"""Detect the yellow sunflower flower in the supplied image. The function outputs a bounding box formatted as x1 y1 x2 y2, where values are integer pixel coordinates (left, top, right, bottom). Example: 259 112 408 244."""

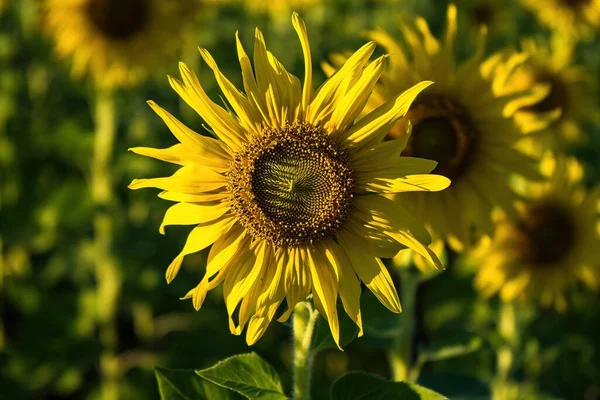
456 0 518 37
474 156 600 311
242 0 319 15
493 36 600 149
365 5 542 253
128 14 449 346
521 0 600 40
43 0 199 88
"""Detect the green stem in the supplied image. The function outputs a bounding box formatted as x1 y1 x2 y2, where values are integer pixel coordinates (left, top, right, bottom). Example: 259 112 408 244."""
389 269 419 382
497 301 518 380
92 89 121 400
293 302 319 400
492 301 520 400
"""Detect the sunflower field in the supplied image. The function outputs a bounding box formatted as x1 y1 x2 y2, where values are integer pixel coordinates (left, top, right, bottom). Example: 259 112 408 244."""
2 0 600 399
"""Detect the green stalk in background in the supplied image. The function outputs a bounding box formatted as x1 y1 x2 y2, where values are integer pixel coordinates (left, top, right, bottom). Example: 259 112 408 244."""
388 267 420 383
292 302 319 400
92 89 122 400
493 301 520 399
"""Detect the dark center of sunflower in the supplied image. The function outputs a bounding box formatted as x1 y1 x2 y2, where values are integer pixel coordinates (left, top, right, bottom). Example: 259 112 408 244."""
228 123 354 246
401 95 476 180
560 0 589 8
522 73 569 116
86 0 150 41
473 3 494 26
518 202 577 265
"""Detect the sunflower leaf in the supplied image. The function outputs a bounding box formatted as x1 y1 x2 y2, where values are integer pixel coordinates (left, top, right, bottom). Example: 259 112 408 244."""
331 372 448 400
195 353 286 400
155 367 238 400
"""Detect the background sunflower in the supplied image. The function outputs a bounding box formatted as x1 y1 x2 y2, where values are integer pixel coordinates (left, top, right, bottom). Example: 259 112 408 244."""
43 0 202 88
496 35 600 149
366 6 544 252
474 156 600 311
521 0 600 40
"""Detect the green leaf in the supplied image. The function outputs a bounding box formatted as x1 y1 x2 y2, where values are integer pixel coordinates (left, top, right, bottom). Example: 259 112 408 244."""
417 328 483 366
195 353 287 400
420 337 483 363
310 301 360 353
155 367 236 400
418 373 490 399
331 372 448 400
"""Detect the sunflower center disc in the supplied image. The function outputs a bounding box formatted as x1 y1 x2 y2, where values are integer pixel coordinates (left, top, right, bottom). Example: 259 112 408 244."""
473 4 494 25
403 95 476 180
229 123 354 246
523 73 569 116
519 202 577 265
561 0 589 7
87 0 150 40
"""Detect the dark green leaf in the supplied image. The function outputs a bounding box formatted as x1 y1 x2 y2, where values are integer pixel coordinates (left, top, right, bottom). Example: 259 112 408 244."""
155 367 236 400
195 353 287 400
418 373 490 399
419 336 483 363
361 290 402 341
331 372 448 400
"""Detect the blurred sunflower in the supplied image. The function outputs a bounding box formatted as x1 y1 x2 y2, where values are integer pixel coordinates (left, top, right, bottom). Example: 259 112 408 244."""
129 14 449 346
474 156 600 311
243 0 319 15
365 5 542 253
493 36 600 149
521 0 600 40
456 0 517 37
43 0 199 88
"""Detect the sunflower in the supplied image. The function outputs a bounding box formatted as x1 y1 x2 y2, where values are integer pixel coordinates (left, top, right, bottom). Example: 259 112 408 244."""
129 14 449 346
43 0 199 88
493 36 600 149
365 5 542 253
242 0 320 16
521 0 600 40
474 156 600 311
455 0 518 37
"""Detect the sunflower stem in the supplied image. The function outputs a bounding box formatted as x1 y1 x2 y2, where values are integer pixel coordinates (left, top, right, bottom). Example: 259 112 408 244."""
389 268 419 383
292 302 319 400
497 301 518 380
92 88 122 400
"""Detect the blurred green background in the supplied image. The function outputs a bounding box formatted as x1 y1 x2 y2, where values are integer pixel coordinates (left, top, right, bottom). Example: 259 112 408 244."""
1 0 600 399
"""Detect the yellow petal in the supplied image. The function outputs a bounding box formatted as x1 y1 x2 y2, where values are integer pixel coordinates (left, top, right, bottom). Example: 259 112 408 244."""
322 242 363 336
278 248 312 322
199 48 262 135
224 241 271 316
206 225 248 279
158 191 228 203
353 195 432 244
357 173 451 194
307 42 377 125
329 56 386 133
339 81 434 148
292 12 312 117
129 145 188 166
128 165 227 193
165 215 236 284
385 229 444 270
169 65 247 150
338 231 401 313
146 100 232 169
306 246 340 348
159 202 229 235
